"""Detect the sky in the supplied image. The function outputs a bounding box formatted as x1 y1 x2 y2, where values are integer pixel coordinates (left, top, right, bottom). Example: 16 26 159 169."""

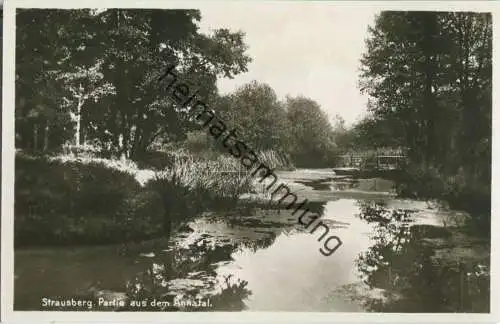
197 2 380 126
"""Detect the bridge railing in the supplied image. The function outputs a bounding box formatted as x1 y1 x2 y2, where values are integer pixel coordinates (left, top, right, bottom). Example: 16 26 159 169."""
339 153 407 169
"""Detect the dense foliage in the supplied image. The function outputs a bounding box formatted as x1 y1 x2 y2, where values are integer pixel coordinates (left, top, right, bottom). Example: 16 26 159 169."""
285 96 339 167
15 9 491 245
360 12 491 170
16 9 251 158
215 82 339 167
352 11 491 229
15 8 344 246
15 152 254 246
15 154 164 245
16 9 339 168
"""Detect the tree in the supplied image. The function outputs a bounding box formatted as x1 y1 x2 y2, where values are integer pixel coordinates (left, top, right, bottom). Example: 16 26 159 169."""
331 114 355 152
16 9 94 152
343 113 405 151
84 9 252 159
285 96 338 167
15 9 252 158
57 61 116 147
359 11 491 181
332 114 346 134
216 81 291 152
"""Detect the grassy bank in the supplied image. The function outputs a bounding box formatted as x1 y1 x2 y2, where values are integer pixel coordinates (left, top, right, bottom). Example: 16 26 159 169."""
15 151 253 247
394 163 491 236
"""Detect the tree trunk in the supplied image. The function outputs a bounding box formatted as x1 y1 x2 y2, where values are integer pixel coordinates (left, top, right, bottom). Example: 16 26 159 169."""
75 99 83 146
33 123 39 152
43 120 50 152
118 133 126 160
422 12 438 165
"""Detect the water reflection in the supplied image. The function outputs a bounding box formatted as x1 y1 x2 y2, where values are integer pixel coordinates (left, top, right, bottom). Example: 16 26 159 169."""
239 233 277 253
353 200 490 313
120 223 303 312
14 172 489 313
330 181 358 191
294 177 394 193
296 178 357 191
53 240 254 312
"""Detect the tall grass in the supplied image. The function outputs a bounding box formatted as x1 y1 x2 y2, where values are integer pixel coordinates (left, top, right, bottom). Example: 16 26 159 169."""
257 150 294 170
145 154 254 223
61 143 102 159
50 154 140 175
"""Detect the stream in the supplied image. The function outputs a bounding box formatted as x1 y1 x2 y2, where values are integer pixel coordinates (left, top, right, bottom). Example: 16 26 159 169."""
14 169 490 312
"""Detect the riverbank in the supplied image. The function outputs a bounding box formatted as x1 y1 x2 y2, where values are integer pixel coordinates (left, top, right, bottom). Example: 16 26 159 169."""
392 163 491 238
14 169 490 312
14 150 265 247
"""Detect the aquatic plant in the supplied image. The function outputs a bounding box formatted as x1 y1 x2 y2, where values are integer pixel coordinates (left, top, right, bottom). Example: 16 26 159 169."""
257 150 294 171
146 154 253 207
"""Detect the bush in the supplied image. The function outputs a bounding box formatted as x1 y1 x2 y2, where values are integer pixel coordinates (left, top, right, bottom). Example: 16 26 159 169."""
135 150 176 170
181 130 217 154
395 163 446 199
14 150 257 246
14 154 165 246
16 154 141 214
394 162 490 235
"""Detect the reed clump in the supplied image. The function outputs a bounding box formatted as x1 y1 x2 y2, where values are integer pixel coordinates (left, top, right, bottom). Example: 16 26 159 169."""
145 154 254 231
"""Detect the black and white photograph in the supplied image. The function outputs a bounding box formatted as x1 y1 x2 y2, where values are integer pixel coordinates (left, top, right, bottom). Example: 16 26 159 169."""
1 0 499 322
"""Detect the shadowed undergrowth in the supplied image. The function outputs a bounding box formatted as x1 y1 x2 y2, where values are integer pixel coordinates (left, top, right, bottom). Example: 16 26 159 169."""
15 152 255 247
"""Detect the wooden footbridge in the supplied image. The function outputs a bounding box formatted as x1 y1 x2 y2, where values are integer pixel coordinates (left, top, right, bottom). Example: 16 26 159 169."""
334 150 407 175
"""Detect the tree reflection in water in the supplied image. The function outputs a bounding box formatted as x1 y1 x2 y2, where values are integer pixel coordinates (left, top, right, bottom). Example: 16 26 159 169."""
239 232 278 253
123 233 276 311
353 200 490 313
121 203 322 312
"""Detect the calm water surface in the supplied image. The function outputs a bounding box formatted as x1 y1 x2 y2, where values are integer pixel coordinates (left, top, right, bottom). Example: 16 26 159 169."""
14 169 490 312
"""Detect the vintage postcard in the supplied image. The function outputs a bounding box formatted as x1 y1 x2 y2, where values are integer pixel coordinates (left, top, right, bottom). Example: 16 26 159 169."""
1 0 499 323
